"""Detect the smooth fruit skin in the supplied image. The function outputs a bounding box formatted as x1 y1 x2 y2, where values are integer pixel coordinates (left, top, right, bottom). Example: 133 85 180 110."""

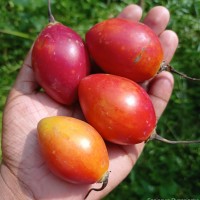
32 22 90 105
86 18 163 83
37 116 109 184
79 74 156 145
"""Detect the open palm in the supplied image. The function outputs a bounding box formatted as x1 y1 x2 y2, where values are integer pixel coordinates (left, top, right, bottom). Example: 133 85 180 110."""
1 5 178 200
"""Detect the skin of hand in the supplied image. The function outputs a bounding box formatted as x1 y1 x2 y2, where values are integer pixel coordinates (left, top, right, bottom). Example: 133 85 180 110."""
0 4 178 200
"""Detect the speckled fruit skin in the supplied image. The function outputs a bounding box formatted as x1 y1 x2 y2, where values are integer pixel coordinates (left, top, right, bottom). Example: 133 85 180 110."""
86 18 163 83
79 74 157 145
32 22 90 105
37 116 109 184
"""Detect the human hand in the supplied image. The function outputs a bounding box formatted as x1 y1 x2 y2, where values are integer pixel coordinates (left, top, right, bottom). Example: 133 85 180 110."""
0 4 178 200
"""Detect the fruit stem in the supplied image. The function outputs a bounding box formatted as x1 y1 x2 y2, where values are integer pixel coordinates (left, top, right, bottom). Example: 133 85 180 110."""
148 131 200 144
84 171 110 199
159 61 200 81
48 0 55 23
137 0 145 9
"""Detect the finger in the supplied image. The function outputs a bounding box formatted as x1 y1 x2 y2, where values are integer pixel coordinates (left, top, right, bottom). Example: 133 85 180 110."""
86 142 144 200
143 6 170 35
159 30 179 63
13 47 39 95
117 4 143 21
148 71 174 120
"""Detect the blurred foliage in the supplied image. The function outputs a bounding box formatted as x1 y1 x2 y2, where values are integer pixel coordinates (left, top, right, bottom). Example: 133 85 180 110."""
1 0 200 199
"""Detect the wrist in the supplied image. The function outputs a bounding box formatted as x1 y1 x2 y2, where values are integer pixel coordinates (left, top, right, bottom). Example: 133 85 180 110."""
0 164 16 199
0 163 32 200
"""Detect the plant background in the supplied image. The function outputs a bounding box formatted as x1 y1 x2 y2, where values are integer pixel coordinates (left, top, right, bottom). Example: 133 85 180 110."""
1 0 200 199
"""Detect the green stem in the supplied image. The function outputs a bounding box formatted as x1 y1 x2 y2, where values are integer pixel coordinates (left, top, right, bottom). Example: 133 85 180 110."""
48 0 55 23
159 61 200 81
84 171 110 199
148 131 200 144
